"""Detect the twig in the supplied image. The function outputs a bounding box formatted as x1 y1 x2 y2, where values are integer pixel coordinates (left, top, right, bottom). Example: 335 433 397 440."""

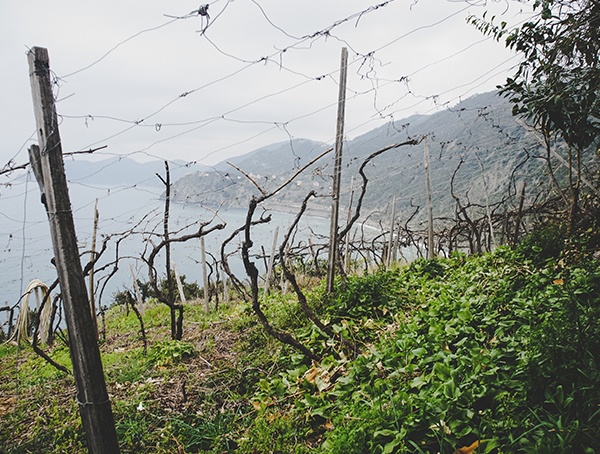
0 146 108 176
227 162 267 196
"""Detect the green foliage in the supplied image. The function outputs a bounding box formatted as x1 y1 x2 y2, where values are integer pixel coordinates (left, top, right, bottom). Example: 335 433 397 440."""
103 348 148 384
114 402 154 451
246 246 600 452
328 270 402 319
237 412 312 454
262 291 310 331
0 342 18 358
170 413 238 452
113 273 202 309
471 0 600 151
2 241 600 452
516 221 566 265
147 340 196 366
105 300 169 332
114 399 238 452
0 385 85 453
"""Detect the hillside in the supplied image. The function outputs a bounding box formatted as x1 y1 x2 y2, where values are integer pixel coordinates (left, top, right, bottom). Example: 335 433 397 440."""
169 138 332 212
169 91 554 226
1 233 599 452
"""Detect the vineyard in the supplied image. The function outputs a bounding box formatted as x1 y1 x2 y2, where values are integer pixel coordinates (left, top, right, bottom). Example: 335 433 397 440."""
1 0 599 452
1 228 599 452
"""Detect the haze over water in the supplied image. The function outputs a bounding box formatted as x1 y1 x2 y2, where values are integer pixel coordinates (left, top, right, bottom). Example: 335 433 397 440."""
0 181 332 330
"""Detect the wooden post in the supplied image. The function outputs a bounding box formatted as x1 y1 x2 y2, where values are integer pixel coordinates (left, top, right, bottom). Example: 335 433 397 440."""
130 264 145 315
264 226 279 295
27 47 119 454
89 199 99 333
280 243 290 294
423 136 435 259
483 179 497 250
222 264 229 304
475 152 497 250
173 261 187 306
200 236 209 312
513 181 527 244
386 196 396 268
308 237 318 274
327 47 348 293
344 176 355 273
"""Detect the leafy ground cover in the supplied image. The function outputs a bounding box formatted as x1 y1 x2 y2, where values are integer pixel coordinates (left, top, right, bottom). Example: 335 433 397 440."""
1 237 599 453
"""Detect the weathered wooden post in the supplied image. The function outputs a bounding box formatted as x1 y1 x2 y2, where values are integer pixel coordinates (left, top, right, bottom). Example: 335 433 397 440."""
344 176 355 273
423 136 435 259
201 236 209 311
264 226 279 295
387 196 396 268
222 264 229 304
130 264 145 315
514 181 526 244
89 199 99 332
27 46 120 453
173 261 187 305
326 47 348 293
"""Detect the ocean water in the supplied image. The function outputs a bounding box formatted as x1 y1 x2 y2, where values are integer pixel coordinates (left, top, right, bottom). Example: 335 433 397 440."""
0 177 334 329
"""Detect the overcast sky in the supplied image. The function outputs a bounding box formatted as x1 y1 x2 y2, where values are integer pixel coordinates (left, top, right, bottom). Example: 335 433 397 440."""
1 0 532 171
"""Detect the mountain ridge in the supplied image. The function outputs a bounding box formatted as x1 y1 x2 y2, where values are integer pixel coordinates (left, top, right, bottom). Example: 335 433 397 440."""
62 90 581 231
169 90 550 227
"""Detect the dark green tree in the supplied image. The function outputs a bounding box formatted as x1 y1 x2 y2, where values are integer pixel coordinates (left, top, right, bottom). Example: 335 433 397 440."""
471 0 600 230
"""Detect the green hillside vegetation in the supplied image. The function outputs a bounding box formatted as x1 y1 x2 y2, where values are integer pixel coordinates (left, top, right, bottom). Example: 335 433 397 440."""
1 226 599 453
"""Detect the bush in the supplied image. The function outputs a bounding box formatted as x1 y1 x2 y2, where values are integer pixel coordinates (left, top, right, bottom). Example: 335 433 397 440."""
249 246 600 452
517 221 566 265
148 340 196 366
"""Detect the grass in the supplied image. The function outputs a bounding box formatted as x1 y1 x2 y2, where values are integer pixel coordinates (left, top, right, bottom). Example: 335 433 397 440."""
1 238 599 452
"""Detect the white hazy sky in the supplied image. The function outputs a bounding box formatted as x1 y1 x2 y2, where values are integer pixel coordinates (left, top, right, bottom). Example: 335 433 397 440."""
0 0 532 170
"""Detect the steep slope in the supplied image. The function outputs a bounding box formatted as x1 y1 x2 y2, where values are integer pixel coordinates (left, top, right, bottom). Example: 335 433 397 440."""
213 139 330 175
340 90 545 225
169 90 577 227
170 139 331 210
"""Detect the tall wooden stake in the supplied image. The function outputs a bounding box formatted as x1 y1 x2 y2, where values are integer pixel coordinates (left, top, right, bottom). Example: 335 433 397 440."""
424 136 435 259
327 47 348 293
386 196 396 268
89 199 99 333
264 226 279 295
513 181 527 244
130 264 145 315
222 264 229 304
200 236 209 312
28 47 119 453
344 176 355 273
475 151 497 250
482 176 497 250
173 261 187 306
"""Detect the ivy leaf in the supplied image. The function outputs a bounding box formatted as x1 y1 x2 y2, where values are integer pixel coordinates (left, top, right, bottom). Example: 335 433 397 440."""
410 375 428 389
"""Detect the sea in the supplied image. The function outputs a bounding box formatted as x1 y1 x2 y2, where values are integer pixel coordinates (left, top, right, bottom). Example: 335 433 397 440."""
0 177 336 331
